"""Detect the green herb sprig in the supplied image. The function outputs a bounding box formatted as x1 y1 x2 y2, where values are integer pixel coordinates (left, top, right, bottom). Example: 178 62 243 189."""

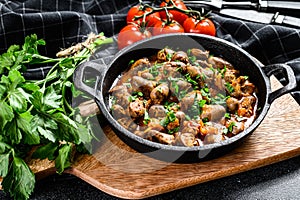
0 33 113 200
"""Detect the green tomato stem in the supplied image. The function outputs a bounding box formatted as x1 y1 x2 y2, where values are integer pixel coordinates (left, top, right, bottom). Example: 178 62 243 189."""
135 0 204 21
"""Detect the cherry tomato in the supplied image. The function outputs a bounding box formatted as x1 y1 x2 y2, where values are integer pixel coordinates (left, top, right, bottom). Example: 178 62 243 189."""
183 17 216 36
152 20 184 36
118 24 152 49
159 0 188 25
126 5 160 27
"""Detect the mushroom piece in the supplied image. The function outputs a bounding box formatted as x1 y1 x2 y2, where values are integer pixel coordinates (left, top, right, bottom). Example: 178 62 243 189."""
181 120 200 136
241 81 256 95
149 130 175 145
117 117 138 132
241 96 256 109
169 78 192 98
177 79 192 91
224 68 239 83
186 64 202 78
201 104 226 122
238 96 256 117
148 105 167 118
196 60 212 68
166 117 180 132
175 111 186 123
147 118 166 132
111 104 129 119
180 91 202 112
231 121 245 135
179 132 196 147
129 98 145 118
168 61 188 72
213 73 226 92
230 81 243 98
199 122 224 136
139 71 154 80
157 48 175 62
226 97 239 113
208 56 233 69
203 133 224 144
189 48 209 60
201 67 215 80
161 63 182 78
131 76 157 98
225 120 245 135
171 51 189 63
150 83 169 105
130 58 150 70
109 85 131 107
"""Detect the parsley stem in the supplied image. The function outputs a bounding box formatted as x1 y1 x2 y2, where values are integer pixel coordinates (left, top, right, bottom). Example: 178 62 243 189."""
62 83 75 116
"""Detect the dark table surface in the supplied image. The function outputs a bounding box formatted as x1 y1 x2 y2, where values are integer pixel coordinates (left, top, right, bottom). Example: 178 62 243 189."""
0 155 300 199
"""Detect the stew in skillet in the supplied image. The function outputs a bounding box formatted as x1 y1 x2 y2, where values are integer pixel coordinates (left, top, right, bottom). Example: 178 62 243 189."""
109 47 258 147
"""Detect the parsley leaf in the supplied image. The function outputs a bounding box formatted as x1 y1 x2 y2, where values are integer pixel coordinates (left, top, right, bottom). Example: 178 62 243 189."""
2 156 35 200
55 143 72 174
0 152 10 177
32 142 59 160
3 118 23 145
0 101 14 130
17 112 40 145
225 82 235 93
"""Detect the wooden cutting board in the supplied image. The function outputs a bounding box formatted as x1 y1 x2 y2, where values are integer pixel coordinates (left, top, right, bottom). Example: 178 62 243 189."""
2 77 300 199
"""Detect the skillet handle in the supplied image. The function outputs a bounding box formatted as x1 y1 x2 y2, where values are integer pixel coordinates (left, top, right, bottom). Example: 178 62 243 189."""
73 60 107 99
262 63 297 104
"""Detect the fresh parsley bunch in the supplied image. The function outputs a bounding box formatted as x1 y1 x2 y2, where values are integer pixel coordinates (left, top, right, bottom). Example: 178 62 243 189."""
0 33 112 200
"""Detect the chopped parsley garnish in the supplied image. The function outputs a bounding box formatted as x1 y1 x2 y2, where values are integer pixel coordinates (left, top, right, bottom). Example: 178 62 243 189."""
167 110 177 122
168 126 180 134
202 117 209 123
224 113 231 119
187 93 203 119
110 96 117 106
211 93 229 105
123 82 132 88
223 121 237 135
225 82 235 93
128 59 135 66
189 55 197 64
209 66 216 73
228 122 237 132
198 99 207 108
166 52 173 60
128 91 143 102
185 115 191 121
143 110 151 125
218 66 227 78
136 91 143 97
200 86 211 100
128 95 136 102
185 73 198 87
160 110 176 127
149 63 162 76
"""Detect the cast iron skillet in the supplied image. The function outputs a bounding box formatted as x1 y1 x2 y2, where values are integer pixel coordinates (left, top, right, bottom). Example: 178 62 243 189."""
74 33 297 163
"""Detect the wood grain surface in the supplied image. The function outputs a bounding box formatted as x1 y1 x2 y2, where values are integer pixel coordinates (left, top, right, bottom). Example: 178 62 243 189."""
1 77 300 199
62 77 300 199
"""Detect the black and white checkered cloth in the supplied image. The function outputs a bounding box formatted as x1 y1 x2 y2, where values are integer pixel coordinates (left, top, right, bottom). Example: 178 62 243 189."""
0 0 299 102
